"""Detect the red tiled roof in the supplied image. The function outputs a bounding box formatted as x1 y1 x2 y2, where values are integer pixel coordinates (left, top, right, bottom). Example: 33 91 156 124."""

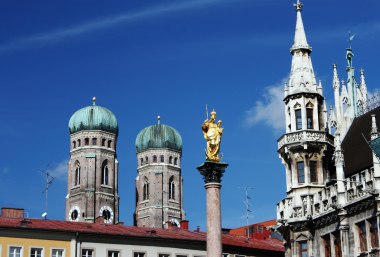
0 217 284 252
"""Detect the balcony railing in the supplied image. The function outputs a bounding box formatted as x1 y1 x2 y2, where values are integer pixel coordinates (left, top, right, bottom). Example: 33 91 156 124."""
278 130 334 150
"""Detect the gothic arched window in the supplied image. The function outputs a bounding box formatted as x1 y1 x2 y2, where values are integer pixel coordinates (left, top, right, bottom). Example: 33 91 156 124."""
169 176 175 200
74 162 80 186
102 161 109 185
143 177 149 200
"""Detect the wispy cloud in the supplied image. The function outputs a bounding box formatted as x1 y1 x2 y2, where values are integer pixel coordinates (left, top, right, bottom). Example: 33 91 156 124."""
0 0 241 53
44 160 68 180
1 167 10 174
244 78 286 133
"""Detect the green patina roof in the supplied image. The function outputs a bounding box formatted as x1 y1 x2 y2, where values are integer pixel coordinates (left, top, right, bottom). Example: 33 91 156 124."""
68 104 118 135
135 123 182 153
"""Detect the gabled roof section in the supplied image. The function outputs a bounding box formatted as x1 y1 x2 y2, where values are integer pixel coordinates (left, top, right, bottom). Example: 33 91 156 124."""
341 106 380 176
0 217 284 253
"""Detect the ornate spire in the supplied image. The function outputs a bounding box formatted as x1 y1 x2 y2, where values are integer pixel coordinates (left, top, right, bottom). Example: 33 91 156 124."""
360 68 368 104
333 64 340 91
291 0 311 52
371 114 379 140
287 0 318 95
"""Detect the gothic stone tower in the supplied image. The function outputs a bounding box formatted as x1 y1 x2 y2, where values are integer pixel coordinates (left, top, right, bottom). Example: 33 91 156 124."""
277 1 334 255
134 117 185 228
66 97 119 224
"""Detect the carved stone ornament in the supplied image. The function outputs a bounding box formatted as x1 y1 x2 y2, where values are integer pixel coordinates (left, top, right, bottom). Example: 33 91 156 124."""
197 161 228 184
346 198 375 216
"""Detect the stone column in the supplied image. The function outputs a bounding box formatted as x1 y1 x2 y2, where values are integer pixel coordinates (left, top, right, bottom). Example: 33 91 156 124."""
197 161 228 257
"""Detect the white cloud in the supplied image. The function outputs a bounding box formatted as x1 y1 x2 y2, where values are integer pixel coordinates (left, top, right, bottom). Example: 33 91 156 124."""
45 160 68 180
0 0 241 53
1 167 10 174
244 79 286 133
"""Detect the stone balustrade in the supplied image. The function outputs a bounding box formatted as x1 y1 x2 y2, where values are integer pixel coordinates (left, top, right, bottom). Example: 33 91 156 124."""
278 130 334 150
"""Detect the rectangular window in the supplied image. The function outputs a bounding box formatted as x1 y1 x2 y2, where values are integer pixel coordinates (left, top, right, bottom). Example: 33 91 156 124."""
108 251 120 257
257 225 263 233
358 222 368 252
307 109 313 129
92 138 97 145
9 247 22 257
295 109 302 130
333 232 342 257
158 254 170 257
371 219 379 248
52 249 64 257
246 225 254 236
30 248 43 257
176 255 188 257
322 235 331 257
297 162 305 184
134 253 145 257
310 161 317 183
82 249 93 257
299 241 308 257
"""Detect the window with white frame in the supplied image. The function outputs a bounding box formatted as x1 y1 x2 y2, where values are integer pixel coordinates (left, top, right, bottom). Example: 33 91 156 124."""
158 254 170 257
82 249 94 257
108 250 120 257
9 246 22 257
133 252 145 257
30 247 43 257
51 249 64 257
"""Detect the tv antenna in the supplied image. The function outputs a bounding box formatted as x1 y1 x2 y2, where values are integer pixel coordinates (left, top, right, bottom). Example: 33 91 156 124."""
239 186 253 235
41 167 55 219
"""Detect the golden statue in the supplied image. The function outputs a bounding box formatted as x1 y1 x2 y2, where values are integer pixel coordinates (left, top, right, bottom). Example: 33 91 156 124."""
202 110 223 162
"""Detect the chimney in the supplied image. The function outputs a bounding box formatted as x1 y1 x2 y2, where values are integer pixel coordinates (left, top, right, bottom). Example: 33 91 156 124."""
180 220 189 230
1 208 25 219
195 226 200 232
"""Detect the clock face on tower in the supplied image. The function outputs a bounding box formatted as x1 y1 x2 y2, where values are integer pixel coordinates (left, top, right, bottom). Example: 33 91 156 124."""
100 206 114 224
69 206 80 222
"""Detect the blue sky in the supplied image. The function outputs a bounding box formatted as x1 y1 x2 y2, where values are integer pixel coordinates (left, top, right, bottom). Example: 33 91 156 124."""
1 0 380 230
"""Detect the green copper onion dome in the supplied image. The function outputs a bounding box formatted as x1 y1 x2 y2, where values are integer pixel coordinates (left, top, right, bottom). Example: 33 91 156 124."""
68 97 118 135
136 117 182 153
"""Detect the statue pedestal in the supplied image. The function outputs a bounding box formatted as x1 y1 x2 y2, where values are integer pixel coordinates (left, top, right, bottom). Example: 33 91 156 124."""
197 161 228 257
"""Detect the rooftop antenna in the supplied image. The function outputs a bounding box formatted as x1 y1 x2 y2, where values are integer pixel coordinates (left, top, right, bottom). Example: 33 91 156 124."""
239 186 253 238
40 167 55 219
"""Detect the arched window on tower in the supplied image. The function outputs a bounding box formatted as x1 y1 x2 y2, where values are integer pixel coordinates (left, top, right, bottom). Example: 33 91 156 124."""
145 156 149 164
143 177 149 201
169 176 175 200
92 137 97 145
108 140 112 148
160 155 164 163
140 158 144 166
77 139 81 147
174 157 178 166
102 138 106 146
295 109 302 130
102 161 109 185
169 156 173 164
153 155 157 163
74 162 80 186
72 141 76 149
85 138 89 145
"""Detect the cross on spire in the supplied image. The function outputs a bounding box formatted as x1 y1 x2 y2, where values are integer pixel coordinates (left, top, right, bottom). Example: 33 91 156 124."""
294 0 303 11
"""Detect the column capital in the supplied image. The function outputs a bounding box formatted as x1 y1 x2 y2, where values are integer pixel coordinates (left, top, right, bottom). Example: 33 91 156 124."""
197 161 228 184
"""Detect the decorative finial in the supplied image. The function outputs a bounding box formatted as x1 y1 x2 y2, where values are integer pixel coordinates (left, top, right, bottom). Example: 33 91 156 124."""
157 116 161 124
92 96 96 106
294 0 303 11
